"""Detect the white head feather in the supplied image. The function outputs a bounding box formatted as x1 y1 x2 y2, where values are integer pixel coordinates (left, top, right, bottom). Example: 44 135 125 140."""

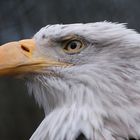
27 22 140 140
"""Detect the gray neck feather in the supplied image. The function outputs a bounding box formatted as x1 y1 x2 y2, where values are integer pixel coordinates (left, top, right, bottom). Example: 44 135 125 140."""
28 62 140 139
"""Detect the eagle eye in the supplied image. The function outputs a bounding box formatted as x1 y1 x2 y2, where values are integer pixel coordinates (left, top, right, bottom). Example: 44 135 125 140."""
63 40 84 54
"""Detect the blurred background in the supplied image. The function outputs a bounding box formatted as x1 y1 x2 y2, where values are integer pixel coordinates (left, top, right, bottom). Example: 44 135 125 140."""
0 0 140 139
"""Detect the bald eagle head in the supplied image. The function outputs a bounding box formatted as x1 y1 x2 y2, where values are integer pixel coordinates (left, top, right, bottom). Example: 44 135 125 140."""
1 22 140 140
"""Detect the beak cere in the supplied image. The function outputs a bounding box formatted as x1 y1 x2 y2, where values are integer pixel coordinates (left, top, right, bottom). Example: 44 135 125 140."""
0 39 68 76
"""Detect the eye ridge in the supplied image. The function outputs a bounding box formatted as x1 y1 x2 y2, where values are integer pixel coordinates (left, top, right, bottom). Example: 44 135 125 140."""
63 40 84 54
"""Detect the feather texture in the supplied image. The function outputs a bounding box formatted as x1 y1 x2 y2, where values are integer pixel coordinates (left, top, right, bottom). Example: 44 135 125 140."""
27 22 140 140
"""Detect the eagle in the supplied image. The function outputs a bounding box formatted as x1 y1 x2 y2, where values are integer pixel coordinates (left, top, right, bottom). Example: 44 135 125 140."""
0 22 140 140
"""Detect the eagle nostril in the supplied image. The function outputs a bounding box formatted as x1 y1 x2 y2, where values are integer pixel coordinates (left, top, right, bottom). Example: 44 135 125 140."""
21 45 30 53
76 133 88 140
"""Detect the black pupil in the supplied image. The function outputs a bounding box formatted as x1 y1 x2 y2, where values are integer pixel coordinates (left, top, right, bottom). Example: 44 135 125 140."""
70 42 77 49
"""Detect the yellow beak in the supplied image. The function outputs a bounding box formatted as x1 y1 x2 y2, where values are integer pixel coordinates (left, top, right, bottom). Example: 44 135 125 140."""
0 39 67 76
